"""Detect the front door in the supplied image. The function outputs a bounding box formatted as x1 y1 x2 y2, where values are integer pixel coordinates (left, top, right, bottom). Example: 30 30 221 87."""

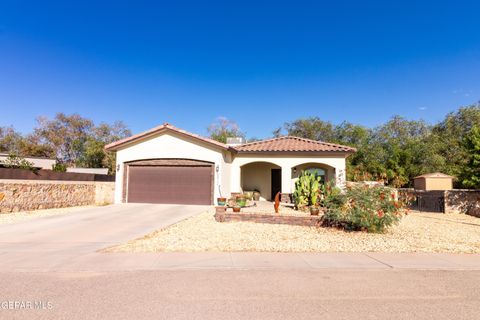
271 169 282 200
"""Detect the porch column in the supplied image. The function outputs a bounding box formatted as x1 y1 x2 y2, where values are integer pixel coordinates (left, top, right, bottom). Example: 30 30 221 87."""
335 165 347 188
230 164 242 194
281 166 292 194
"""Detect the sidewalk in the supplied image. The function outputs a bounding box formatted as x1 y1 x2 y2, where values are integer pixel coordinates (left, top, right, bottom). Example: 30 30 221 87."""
1 252 480 272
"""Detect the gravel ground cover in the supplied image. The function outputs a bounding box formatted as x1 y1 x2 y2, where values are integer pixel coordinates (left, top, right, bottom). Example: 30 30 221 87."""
0 206 95 225
107 210 480 253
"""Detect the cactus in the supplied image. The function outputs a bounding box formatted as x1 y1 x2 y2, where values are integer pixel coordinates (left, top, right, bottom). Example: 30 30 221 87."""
294 170 322 209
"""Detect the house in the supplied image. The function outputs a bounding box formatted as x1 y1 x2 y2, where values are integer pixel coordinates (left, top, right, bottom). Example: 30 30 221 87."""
105 123 356 205
0 153 56 170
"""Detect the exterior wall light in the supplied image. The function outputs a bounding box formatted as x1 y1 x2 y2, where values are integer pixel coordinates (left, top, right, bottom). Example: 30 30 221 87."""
116 164 120 172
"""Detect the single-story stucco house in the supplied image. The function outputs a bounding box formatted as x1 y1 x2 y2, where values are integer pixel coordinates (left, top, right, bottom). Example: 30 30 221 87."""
105 123 356 205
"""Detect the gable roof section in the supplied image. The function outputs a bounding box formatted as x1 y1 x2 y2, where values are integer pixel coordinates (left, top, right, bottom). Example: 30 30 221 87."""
104 123 230 151
235 136 356 153
414 172 454 179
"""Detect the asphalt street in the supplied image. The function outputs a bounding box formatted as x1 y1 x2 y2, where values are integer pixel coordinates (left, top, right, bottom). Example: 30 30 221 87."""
1 269 479 320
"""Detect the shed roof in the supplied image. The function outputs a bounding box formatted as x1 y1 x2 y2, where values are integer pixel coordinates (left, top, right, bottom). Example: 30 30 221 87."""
414 172 454 179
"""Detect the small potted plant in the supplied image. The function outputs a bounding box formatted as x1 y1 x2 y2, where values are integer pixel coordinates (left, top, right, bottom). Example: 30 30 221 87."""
236 195 247 207
232 204 241 213
253 189 261 201
217 197 227 206
243 191 253 201
309 189 320 216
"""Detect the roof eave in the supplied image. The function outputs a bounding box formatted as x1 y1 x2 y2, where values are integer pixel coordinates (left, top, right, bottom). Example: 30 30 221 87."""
235 149 356 154
105 126 229 152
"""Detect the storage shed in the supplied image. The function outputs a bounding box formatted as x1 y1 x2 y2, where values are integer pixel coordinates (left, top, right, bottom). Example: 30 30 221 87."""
413 172 454 191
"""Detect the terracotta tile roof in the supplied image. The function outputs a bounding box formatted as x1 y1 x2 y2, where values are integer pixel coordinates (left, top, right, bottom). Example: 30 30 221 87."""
105 123 230 151
414 172 454 179
234 136 356 153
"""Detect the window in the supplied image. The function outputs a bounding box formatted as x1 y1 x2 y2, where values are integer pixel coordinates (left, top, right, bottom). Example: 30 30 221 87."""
305 167 326 182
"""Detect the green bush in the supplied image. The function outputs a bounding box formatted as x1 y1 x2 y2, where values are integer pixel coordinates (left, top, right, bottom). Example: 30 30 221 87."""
3 153 37 172
323 185 405 233
52 163 67 172
319 180 342 208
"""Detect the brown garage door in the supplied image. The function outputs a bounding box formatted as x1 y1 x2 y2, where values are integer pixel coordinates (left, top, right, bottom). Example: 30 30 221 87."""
127 165 213 205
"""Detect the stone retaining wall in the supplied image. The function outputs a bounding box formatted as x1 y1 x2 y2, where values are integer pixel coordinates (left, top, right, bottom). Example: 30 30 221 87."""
214 207 323 227
445 190 480 217
0 180 115 213
398 188 480 217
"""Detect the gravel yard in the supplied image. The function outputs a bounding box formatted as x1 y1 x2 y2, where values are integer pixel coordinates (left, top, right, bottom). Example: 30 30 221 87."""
106 209 480 253
0 206 96 225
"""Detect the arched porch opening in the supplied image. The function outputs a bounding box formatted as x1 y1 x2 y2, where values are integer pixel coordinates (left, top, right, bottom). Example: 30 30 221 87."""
241 161 281 201
291 162 336 190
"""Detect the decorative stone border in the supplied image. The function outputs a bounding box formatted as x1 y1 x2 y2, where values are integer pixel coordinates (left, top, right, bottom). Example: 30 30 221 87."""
214 207 323 227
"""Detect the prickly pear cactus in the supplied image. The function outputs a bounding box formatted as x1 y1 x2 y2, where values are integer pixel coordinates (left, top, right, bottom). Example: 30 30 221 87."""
293 170 322 209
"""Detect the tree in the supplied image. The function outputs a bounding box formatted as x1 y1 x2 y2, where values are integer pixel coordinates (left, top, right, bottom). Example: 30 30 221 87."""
207 117 244 143
282 117 336 141
0 126 24 154
431 104 480 181
370 116 435 187
277 115 444 187
77 121 131 173
33 113 94 165
461 126 480 188
0 126 53 157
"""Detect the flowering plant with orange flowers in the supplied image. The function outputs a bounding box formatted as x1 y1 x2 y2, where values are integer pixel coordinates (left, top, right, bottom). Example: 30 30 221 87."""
323 185 407 233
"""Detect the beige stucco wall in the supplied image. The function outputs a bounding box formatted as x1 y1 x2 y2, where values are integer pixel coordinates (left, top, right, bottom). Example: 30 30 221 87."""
425 178 453 190
114 132 231 203
414 177 453 190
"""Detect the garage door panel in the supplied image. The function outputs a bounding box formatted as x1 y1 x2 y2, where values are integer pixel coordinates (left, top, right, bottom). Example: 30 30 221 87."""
127 165 212 205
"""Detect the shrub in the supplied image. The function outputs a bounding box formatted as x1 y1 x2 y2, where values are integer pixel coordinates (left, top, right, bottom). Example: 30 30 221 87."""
319 180 342 208
52 163 67 172
2 153 37 171
323 185 405 233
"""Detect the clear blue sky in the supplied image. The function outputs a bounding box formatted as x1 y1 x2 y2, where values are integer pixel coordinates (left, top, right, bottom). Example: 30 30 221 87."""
1 1 479 138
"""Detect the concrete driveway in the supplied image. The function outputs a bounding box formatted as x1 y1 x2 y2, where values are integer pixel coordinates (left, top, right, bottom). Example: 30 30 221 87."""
0 204 207 270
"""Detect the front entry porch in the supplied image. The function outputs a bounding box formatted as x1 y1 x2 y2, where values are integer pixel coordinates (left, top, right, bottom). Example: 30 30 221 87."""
238 160 341 202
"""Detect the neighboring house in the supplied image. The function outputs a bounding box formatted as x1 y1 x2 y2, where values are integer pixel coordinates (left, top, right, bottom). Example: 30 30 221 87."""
0 153 56 170
105 123 356 205
67 168 109 175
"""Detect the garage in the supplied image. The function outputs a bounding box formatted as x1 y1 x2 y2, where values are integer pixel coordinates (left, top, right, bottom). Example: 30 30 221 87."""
126 159 214 205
